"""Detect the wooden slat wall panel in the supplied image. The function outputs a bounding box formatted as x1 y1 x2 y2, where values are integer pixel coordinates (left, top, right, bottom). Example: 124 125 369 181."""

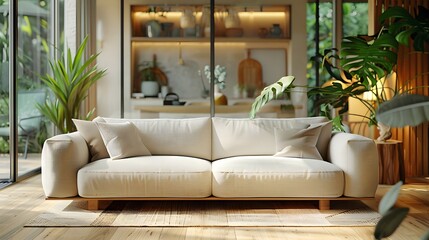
373 0 429 177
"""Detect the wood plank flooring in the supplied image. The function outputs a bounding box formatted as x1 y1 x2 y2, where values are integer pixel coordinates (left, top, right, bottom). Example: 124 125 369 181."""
0 175 428 240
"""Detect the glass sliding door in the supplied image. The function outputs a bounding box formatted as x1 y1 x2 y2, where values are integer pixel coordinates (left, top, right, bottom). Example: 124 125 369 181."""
0 0 10 183
16 0 56 178
213 5 291 118
126 2 211 119
0 0 63 185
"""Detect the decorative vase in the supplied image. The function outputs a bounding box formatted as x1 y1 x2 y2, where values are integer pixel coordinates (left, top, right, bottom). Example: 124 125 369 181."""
214 85 228 105
224 9 240 29
141 81 159 97
270 24 283 38
200 7 210 37
180 9 196 29
258 28 269 38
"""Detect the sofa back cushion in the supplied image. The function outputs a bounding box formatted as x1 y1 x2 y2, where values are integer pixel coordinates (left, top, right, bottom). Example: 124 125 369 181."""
103 117 211 160
211 117 332 160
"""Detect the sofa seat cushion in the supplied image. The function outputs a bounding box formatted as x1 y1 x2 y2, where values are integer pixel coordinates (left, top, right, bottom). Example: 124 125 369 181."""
77 156 212 198
212 156 344 198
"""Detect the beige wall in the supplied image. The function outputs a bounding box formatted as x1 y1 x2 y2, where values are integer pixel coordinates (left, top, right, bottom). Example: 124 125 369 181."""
96 0 122 117
96 0 307 118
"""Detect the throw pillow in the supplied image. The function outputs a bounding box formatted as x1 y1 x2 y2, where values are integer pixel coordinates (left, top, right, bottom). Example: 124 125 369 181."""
73 117 109 162
273 124 323 160
96 121 151 160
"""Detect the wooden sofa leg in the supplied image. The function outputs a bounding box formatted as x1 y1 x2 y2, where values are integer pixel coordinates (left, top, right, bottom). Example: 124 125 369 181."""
319 200 330 210
87 200 112 210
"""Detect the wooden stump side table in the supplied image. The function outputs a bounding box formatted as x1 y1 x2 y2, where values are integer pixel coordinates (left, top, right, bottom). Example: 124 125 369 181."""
375 140 405 185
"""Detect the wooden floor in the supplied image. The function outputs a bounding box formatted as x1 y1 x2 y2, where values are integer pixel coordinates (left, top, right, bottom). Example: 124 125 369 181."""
0 175 428 240
0 153 41 179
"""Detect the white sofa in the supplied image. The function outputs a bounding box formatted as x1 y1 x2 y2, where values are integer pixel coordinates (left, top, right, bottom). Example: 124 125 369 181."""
41 117 379 210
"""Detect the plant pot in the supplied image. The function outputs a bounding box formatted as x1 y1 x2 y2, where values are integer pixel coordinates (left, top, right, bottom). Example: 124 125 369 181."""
214 85 228 105
141 81 159 97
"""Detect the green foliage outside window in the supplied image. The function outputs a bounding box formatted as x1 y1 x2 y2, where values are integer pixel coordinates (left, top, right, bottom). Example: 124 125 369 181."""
306 2 369 116
0 1 53 154
343 3 369 37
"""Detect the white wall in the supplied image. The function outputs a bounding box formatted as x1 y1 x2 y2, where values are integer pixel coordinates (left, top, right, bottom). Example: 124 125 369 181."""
96 0 307 118
96 0 122 117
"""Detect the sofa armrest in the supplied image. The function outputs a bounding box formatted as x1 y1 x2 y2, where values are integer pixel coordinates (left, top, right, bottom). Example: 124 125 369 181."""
41 132 89 198
328 132 379 197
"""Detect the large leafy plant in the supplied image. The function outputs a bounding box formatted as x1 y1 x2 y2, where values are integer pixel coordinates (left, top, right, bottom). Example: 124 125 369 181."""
315 31 398 127
375 6 429 128
250 29 398 130
37 37 106 133
380 6 429 52
251 5 429 131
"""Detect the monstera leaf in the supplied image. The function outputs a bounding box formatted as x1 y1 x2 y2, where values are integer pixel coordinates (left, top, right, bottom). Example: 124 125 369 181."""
249 76 295 119
340 34 398 87
376 94 429 127
380 6 429 52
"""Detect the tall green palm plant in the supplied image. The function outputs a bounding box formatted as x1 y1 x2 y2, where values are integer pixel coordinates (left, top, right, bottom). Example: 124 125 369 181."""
37 37 106 133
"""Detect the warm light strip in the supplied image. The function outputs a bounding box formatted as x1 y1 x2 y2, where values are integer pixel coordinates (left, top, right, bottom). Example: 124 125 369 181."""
238 12 285 18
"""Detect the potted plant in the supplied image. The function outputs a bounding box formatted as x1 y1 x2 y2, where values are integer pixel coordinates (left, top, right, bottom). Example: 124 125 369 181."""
139 61 159 97
251 5 429 141
37 36 106 133
139 54 167 97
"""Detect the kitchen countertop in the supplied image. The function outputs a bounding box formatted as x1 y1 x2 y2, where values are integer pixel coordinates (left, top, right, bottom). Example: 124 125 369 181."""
132 98 299 119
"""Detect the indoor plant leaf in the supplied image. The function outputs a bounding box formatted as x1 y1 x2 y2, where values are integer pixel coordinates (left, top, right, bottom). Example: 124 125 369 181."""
378 181 403 216
421 230 429 240
374 207 409 240
380 6 429 52
249 76 295 119
340 34 398 87
376 94 429 127
39 36 106 133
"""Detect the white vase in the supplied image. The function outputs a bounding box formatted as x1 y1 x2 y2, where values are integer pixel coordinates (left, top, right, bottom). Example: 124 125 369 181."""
141 81 159 97
180 9 196 29
161 85 169 98
224 9 240 29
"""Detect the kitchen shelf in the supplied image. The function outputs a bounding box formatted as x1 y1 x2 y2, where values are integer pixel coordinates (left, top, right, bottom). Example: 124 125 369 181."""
130 4 291 96
131 37 290 43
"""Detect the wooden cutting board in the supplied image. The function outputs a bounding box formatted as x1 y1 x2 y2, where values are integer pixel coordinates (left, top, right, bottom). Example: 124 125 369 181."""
238 50 263 91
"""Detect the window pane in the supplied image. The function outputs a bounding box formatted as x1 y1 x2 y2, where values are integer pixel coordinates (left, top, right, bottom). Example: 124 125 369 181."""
306 2 333 116
16 0 53 175
343 3 368 37
0 0 10 181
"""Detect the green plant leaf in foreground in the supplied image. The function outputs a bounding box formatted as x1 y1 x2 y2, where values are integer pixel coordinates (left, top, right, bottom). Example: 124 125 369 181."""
249 76 295 119
421 230 429 240
380 6 429 52
376 94 429 128
379 181 403 216
340 34 398 87
374 207 409 240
